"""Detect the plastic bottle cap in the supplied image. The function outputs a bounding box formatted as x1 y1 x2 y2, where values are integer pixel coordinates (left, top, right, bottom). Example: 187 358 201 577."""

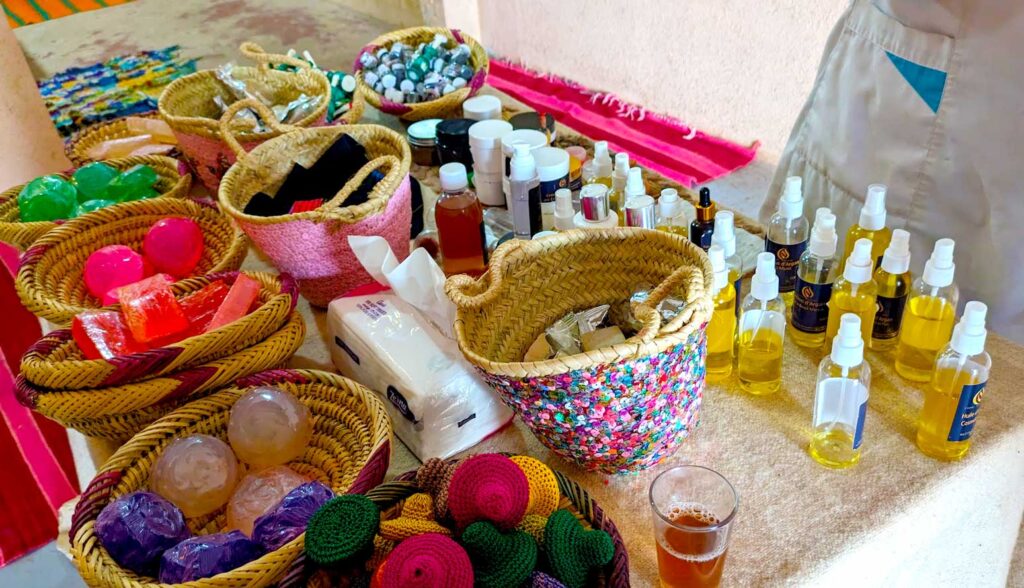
467 119 514 148
843 238 874 283
830 313 864 368
778 176 804 220
922 238 956 287
880 228 911 274
439 162 468 192
951 300 988 356
625 167 645 199
711 210 736 257
566 146 588 164
462 95 502 121
594 141 611 165
614 152 630 173
580 184 610 222
510 143 537 181
660 188 681 218
859 184 887 230
709 244 728 292
808 208 837 258
555 188 573 214
624 195 656 228
751 251 779 301
534 147 570 181
501 129 548 157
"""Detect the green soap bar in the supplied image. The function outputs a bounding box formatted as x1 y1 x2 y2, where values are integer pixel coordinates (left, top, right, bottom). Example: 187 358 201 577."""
107 164 158 202
72 162 118 202
74 199 116 217
18 175 77 222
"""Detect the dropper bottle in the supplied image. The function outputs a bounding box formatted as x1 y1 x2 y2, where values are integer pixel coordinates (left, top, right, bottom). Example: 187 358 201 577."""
689 187 716 251
585 141 613 189
607 152 630 223
825 238 877 348
790 208 838 348
895 238 959 381
706 244 737 382
710 210 742 317
766 176 809 306
509 143 542 240
737 252 787 395
841 184 892 272
916 301 991 461
809 313 871 469
870 229 912 350
656 188 687 236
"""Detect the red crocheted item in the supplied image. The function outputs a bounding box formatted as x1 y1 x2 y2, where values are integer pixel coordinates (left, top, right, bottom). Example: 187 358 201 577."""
379 533 473 588
447 454 529 531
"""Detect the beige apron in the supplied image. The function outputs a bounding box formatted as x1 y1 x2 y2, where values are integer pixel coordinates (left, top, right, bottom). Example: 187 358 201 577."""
763 0 1024 342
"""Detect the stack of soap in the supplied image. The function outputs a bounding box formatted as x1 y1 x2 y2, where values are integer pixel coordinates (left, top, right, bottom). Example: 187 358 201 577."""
17 163 160 223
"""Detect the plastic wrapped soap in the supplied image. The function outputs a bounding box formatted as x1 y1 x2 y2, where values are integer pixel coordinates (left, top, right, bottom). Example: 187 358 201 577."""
95 491 191 576
251 481 334 551
158 531 264 583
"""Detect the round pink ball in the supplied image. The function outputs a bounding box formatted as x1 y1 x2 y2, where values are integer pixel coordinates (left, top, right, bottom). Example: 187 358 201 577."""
143 217 204 278
84 245 146 300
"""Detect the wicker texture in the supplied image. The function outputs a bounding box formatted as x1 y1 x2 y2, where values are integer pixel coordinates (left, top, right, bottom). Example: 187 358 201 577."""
0 155 192 250
16 198 248 326
218 100 412 307
65 114 180 167
20 271 298 390
353 27 488 121
158 43 337 192
70 369 392 588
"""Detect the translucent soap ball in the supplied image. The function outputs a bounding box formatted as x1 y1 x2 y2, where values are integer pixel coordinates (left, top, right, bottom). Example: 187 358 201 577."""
150 434 240 518
226 465 308 536
227 387 312 469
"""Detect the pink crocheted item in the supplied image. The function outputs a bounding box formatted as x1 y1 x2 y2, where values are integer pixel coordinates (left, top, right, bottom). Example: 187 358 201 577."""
447 454 529 532
380 533 473 588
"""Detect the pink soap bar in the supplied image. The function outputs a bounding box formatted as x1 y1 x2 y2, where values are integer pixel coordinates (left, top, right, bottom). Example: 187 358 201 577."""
143 217 204 278
205 275 260 332
117 274 189 343
84 245 146 300
72 310 148 359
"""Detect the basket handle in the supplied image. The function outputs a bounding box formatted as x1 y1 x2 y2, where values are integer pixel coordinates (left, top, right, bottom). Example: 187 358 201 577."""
239 41 313 72
633 264 710 342
217 97 296 159
445 237 530 309
319 154 402 217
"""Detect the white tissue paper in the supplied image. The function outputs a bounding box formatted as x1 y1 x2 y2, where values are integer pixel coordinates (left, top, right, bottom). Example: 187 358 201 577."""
327 236 513 460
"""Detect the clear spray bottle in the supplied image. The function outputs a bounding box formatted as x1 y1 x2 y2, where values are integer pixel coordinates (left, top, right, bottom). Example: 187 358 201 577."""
607 151 630 222
870 229 912 350
737 252 787 395
766 176 809 306
711 210 742 318
825 238 877 349
895 238 959 381
790 208 838 348
509 143 542 240
706 244 737 381
841 183 892 272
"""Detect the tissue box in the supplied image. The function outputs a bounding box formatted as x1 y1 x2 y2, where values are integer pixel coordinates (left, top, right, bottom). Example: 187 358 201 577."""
327 292 513 460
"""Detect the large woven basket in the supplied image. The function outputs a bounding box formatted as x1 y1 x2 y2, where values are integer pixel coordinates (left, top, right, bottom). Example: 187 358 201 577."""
70 369 393 588
65 114 180 167
0 155 191 250
16 197 248 326
446 229 713 474
158 42 335 192
353 27 488 121
20 271 298 390
17 311 306 440
218 99 412 307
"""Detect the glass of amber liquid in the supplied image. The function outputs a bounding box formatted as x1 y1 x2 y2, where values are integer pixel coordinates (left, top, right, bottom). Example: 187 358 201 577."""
649 465 739 588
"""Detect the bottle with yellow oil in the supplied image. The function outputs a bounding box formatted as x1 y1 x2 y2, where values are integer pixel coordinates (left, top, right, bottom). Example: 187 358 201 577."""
840 183 892 272
825 238 877 349
656 188 688 236
917 301 990 461
765 176 809 307
870 229 912 350
809 313 871 469
711 210 743 318
607 152 630 222
791 208 838 348
706 245 737 382
584 140 613 188
737 252 787 394
895 238 959 381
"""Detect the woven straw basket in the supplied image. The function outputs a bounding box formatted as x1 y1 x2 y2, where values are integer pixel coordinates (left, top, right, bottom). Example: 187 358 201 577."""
64 114 178 167
16 197 248 326
446 229 713 474
0 155 191 250
70 369 393 588
159 42 335 192
218 99 412 307
18 311 306 440
353 27 488 121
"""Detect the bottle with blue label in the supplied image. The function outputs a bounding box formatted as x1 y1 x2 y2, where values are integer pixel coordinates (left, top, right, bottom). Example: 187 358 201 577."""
766 176 809 306
809 313 871 469
916 301 991 461
791 208 838 348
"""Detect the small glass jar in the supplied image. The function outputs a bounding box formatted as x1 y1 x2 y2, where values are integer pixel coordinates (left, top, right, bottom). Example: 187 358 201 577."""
407 118 442 166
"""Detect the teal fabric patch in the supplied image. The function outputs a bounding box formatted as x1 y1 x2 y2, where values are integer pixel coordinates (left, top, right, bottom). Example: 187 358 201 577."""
886 52 947 113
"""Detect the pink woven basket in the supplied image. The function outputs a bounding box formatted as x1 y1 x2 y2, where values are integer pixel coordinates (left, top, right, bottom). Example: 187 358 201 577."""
218 99 412 306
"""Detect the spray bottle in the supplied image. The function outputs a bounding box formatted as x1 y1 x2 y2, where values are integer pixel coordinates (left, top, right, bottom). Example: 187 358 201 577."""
871 229 912 350
791 208 838 348
656 188 687 236
737 252 787 395
509 143 542 240
766 176 809 306
586 141 613 188
917 301 991 461
710 210 742 317
809 313 871 469
707 245 737 381
607 151 630 223
895 238 959 381
825 238 877 349
841 184 892 272
553 188 576 231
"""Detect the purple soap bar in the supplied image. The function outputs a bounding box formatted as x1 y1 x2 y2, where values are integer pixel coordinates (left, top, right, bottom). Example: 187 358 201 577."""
159 530 264 583
94 491 190 576
251 481 334 551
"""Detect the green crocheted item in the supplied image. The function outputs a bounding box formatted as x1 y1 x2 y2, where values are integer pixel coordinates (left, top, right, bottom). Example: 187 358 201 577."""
543 509 614 588
305 495 380 568
461 520 538 588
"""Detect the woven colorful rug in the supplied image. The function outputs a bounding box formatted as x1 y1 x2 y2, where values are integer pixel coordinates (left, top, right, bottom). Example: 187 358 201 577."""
3 0 132 28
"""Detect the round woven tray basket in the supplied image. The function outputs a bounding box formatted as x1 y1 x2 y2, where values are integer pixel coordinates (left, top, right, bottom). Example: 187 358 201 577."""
17 311 306 440
353 27 488 121
70 369 393 588
16 197 248 326
0 155 191 250
64 114 180 167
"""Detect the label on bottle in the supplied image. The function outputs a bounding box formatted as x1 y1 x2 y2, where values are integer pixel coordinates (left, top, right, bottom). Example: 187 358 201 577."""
792 277 832 334
539 174 569 205
765 239 808 293
872 293 908 340
948 381 985 442
854 399 867 449
569 172 583 195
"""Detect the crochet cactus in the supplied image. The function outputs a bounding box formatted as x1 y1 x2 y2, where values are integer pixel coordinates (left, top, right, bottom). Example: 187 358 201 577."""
305 495 379 568
379 533 473 588
447 454 529 531
461 521 538 588
510 455 560 517
379 493 451 540
543 509 614 588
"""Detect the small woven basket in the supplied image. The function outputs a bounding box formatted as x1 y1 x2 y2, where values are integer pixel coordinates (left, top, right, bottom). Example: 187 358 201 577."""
158 42 335 192
18 311 306 440
70 369 392 588
16 197 248 326
0 155 191 250
446 229 713 474
353 27 488 121
218 99 412 307
64 114 180 167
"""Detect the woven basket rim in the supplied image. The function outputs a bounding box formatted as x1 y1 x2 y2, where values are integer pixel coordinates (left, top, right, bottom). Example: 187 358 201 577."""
64 113 173 167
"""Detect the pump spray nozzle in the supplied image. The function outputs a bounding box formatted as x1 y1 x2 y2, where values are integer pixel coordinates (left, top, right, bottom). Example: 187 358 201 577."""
779 176 804 220
843 238 874 284
880 229 911 275
709 244 728 294
831 314 864 368
951 301 988 357
711 210 736 257
625 168 644 200
614 152 629 175
923 238 956 288
860 184 888 231
749 252 779 341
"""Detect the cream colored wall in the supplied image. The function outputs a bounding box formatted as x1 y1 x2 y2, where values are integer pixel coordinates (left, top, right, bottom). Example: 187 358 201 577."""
427 0 849 159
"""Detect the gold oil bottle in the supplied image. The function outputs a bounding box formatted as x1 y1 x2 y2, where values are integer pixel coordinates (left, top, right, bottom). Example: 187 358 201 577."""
706 245 737 381
895 239 959 381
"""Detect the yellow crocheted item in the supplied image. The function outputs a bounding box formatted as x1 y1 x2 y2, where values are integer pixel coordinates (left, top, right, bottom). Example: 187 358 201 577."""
517 513 548 544
510 455 560 517
379 493 452 541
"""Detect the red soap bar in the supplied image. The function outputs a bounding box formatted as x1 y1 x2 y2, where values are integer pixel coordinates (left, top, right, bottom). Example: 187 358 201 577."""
180 281 230 333
72 310 149 359
205 274 260 332
116 274 189 343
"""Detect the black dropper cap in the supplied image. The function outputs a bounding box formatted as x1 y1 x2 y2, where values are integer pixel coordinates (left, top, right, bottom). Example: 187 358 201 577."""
699 187 712 207
695 187 716 222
